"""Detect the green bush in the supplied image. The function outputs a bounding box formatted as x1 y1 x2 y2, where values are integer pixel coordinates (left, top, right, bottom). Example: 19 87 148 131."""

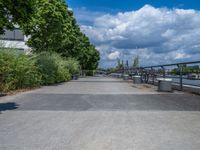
0 48 80 93
35 52 71 85
65 58 80 75
0 49 41 92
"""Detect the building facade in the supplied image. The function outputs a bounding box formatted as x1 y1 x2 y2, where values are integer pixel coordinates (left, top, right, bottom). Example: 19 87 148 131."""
0 27 30 53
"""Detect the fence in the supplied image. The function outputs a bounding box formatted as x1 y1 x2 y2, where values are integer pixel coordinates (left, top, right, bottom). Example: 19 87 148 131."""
115 61 200 90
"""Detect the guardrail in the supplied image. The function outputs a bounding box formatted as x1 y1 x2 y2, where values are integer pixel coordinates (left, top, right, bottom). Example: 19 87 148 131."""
114 61 200 91
141 61 200 90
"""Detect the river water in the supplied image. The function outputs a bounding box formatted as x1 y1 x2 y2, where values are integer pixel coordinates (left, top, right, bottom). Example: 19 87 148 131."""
171 78 200 87
159 75 200 87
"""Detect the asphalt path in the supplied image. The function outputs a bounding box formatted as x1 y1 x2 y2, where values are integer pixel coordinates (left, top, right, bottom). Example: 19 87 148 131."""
0 77 200 150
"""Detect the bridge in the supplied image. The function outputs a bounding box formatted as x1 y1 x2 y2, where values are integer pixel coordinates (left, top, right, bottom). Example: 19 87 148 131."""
0 76 200 150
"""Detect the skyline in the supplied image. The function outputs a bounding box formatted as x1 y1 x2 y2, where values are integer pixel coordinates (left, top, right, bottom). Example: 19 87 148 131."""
67 0 200 68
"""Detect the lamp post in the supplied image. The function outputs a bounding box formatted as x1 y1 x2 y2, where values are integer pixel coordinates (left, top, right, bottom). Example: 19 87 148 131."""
121 51 130 74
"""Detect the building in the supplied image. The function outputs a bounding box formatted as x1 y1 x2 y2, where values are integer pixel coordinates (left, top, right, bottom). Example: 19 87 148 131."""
187 73 200 80
0 26 30 53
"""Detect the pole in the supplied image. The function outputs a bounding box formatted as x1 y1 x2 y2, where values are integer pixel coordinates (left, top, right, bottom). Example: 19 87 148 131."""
178 65 183 90
161 66 165 78
151 67 155 85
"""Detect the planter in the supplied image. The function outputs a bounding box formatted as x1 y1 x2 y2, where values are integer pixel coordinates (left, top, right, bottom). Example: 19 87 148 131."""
157 78 172 92
133 76 142 84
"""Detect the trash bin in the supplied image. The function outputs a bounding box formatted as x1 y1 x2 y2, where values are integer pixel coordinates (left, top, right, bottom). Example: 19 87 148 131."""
123 74 129 80
157 78 172 92
72 74 79 80
133 76 142 84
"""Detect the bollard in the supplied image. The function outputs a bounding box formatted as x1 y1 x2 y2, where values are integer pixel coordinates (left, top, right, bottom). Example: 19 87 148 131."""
157 78 172 92
133 76 142 84
123 74 129 80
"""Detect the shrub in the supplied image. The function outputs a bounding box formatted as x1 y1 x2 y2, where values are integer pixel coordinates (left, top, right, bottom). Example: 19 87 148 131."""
35 52 70 85
0 49 41 92
0 48 80 93
65 58 80 75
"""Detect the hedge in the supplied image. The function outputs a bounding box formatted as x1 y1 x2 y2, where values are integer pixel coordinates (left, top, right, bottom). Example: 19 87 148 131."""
35 52 71 85
0 50 79 93
0 49 41 92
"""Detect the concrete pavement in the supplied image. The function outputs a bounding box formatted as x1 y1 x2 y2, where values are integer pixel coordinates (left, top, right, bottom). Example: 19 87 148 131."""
0 77 200 150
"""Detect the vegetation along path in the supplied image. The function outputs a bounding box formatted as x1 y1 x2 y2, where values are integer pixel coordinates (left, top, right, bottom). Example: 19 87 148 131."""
0 77 200 150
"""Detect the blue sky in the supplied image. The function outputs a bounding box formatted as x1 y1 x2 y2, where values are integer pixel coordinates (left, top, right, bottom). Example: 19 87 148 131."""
67 0 200 12
67 0 200 68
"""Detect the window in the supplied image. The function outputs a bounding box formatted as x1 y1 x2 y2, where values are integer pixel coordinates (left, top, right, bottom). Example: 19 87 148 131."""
0 28 24 41
15 29 24 40
4 30 13 39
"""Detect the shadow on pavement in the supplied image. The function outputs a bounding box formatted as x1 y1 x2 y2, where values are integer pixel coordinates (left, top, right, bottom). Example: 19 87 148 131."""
0 94 7 97
0 102 19 112
12 93 200 111
71 81 124 83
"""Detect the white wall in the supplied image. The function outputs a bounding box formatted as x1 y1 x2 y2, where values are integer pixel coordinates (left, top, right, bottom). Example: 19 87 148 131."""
1 28 31 53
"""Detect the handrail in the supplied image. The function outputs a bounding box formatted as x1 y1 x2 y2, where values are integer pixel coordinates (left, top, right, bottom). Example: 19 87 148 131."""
142 60 200 69
111 60 200 90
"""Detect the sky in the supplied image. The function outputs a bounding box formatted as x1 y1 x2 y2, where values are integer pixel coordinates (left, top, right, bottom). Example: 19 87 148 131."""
67 0 200 68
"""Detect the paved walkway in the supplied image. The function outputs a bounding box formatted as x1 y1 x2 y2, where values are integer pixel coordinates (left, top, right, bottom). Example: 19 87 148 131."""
0 77 200 150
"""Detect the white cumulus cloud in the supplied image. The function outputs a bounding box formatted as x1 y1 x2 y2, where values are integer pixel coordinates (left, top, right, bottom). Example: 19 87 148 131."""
175 53 190 59
108 51 120 60
78 5 200 67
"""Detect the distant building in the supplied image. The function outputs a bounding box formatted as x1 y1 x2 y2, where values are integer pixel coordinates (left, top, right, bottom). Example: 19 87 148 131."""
0 26 30 53
187 73 200 80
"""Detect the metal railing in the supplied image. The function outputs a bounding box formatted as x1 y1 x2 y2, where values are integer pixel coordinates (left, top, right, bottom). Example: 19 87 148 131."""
114 61 200 90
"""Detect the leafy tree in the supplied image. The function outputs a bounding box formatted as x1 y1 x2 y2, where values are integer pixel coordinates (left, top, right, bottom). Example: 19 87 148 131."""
1 0 100 71
116 58 123 69
133 55 139 68
0 0 35 34
62 23 100 70
171 64 200 75
83 45 100 70
24 0 100 70
24 0 72 52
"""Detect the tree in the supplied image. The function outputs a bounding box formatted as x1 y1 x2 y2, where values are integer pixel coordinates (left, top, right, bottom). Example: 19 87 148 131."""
24 0 72 52
0 0 35 34
24 0 100 70
74 34 100 70
84 45 100 70
133 56 139 68
1 0 100 70
116 58 123 69
61 21 100 70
